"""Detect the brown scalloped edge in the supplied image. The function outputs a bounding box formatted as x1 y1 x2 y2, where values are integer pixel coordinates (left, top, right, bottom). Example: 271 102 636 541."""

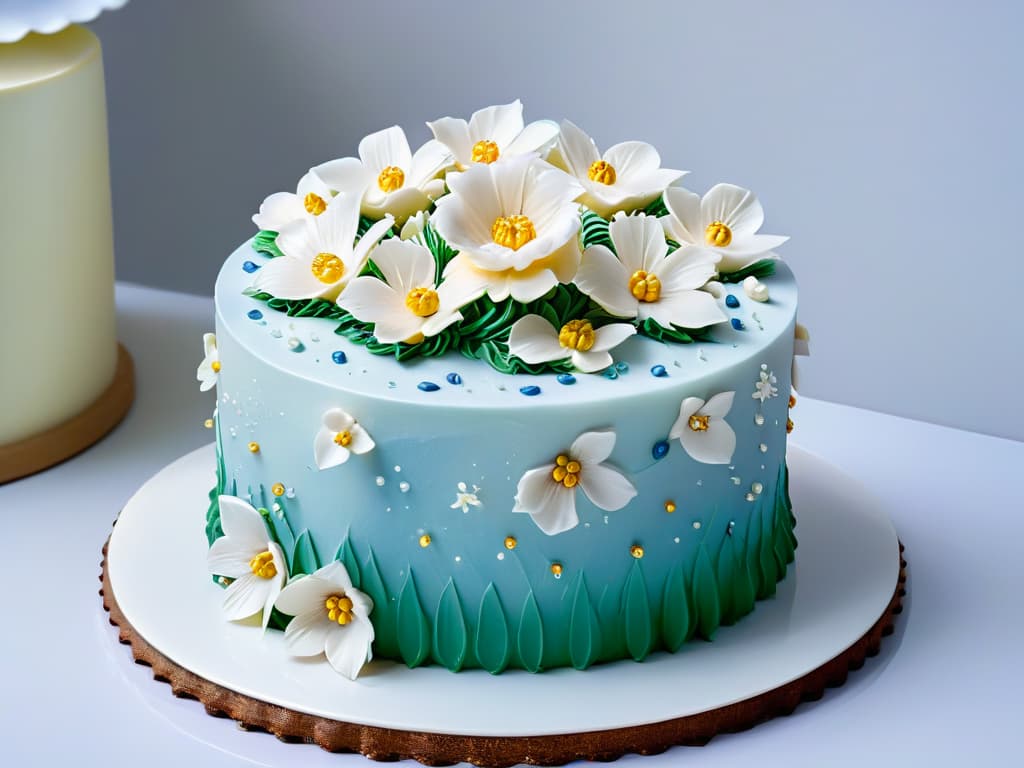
99 538 906 768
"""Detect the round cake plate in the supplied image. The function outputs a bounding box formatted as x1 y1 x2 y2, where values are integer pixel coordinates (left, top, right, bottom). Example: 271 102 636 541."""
101 444 904 766
1 344 134 484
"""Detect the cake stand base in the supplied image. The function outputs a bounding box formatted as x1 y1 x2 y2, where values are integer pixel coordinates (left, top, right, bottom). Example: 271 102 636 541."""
100 445 905 767
1 344 134 484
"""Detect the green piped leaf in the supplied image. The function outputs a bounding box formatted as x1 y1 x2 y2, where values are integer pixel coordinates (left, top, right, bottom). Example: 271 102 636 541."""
580 209 612 249
692 543 721 640
396 571 430 668
718 258 777 284
597 583 625 659
661 563 692 652
433 579 469 671
716 536 736 626
517 592 544 673
334 537 361 590
568 574 602 670
623 559 654 661
291 530 320 577
642 195 670 218
252 230 284 259
638 317 713 344
757 496 780 598
475 584 511 675
360 551 396 657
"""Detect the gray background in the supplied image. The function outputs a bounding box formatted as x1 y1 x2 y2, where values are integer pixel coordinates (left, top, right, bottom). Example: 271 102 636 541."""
88 0 1023 441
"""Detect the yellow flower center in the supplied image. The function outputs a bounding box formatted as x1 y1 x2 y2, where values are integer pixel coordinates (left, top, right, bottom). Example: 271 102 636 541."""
211 360 221 373
688 414 710 432
377 165 405 193
304 192 328 216
628 270 661 302
325 594 354 625
491 214 537 251
587 160 617 185
405 287 440 317
334 430 352 447
311 252 345 284
249 550 277 579
551 453 582 488
705 220 732 247
558 319 595 351
471 139 500 164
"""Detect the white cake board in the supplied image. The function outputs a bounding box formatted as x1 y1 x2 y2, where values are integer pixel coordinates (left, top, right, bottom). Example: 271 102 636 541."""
105 443 900 739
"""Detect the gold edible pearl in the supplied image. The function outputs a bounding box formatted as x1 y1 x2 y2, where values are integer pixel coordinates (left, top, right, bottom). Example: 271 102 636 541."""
630 545 645 559
419 534 432 548
203 419 214 429
664 501 676 513
248 442 260 453
211 360 221 373
789 394 797 408
787 418 794 434
550 562 563 576
271 483 285 497
504 536 517 550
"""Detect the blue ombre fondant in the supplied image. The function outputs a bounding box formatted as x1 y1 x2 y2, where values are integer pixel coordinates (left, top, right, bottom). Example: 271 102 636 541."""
211 241 799 671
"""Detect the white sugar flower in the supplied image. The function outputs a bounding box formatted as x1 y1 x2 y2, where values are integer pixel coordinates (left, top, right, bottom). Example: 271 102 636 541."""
451 482 482 513
662 183 789 274
555 119 686 218
251 170 336 232
314 408 375 470
753 366 778 403
313 126 451 226
514 430 637 536
400 210 430 242
251 192 393 301
508 315 636 373
197 333 220 392
432 154 584 304
337 239 465 344
574 212 726 329
274 561 374 680
427 99 559 169
207 496 287 628
668 392 737 465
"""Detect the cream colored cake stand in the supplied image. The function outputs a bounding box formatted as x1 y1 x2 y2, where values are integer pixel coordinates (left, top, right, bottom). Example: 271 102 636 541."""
100 444 905 767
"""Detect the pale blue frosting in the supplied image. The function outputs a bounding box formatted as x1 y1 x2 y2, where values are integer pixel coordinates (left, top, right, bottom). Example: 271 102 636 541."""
213 240 799 669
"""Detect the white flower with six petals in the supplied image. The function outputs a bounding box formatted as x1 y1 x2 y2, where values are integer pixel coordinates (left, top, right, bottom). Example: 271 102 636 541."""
513 430 637 536
574 212 726 329
251 192 393 301
274 561 375 680
450 482 482 513
662 183 789 274
314 126 451 226
314 408 375 470
507 315 636 373
337 238 466 344
196 333 219 392
668 392 737 465
207 495 287 628
427 99 559 169
555 119 686 218
432 154 584 303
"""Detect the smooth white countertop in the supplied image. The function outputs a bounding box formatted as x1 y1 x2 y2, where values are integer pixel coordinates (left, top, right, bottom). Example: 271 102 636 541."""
1 283 1020 767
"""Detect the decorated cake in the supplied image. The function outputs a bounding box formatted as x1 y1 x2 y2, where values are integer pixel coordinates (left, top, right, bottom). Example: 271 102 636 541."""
200 101 808 679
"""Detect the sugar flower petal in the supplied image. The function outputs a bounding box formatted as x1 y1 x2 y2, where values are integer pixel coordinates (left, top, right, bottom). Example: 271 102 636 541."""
513 466 578 536
507 315 566 364
197 333 219 391
669 393 737 464
314 408 374 470
578 462 639 511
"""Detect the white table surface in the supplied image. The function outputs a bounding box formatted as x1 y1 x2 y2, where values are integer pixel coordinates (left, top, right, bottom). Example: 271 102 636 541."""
2 283 1021 767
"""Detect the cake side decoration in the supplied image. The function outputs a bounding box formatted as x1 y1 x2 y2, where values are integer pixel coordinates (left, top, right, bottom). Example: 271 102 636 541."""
196 333 220 391
313 408 375 470
513 429 638 536
242 101 788 374
668 392 738 465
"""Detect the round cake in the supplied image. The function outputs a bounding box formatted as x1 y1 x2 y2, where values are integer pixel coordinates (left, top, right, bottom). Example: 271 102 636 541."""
202 101 804 677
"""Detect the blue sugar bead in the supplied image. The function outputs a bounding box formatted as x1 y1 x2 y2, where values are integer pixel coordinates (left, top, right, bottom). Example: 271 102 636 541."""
651 365 668 378
520 385 541 397
242 261 260 273
652 440 670 460
602 367 619 380
614 361 629 373
418 381 441 392
331 350 348 364
725 294 740 308
731 318 745 330
247 309 263 320
446 372 462 385
556 373 577 385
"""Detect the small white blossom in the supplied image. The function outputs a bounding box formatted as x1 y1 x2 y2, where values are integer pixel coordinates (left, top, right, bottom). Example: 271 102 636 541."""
450 482 482 513
753 365 779 403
